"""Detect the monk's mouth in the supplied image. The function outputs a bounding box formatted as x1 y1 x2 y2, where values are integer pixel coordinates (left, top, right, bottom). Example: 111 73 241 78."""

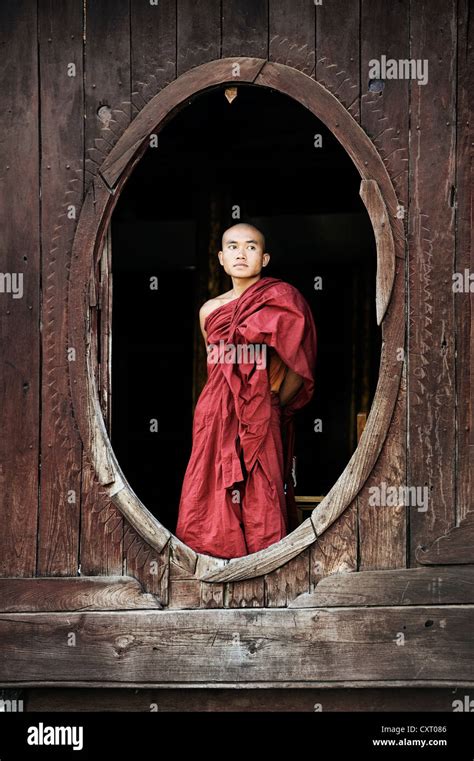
234 263 248 267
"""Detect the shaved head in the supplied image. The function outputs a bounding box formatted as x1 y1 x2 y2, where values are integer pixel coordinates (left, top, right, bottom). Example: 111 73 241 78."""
222 223 265 251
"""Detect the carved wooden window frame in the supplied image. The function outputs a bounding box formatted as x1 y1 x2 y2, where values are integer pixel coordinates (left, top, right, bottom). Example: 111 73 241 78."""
68 57 405 584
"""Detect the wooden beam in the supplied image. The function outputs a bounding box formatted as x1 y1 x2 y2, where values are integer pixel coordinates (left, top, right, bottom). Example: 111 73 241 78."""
0 607 472 685
289 565 474 607
0 577 161 612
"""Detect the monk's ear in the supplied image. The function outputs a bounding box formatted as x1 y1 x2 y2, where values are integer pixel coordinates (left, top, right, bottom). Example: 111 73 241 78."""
218 250 224 266
262 252 270 267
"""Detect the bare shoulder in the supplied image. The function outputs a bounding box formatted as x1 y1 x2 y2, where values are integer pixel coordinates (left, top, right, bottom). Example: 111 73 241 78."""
199 297 220 321
199 289 235 321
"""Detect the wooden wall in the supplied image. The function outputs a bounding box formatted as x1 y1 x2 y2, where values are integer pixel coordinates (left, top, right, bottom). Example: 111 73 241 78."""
0 0 471 609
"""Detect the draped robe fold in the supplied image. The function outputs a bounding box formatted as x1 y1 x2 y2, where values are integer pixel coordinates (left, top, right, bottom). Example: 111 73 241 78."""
175 276 317 559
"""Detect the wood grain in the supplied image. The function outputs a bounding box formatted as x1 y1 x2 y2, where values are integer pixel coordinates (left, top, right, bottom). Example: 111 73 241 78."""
316 0 360 120
131 0 176 116
290 565 474 607
0 0 40 576
408 0 457 563
177 0 221 76
37 1 84 575
0 576 161 612
222 0 268 59
269 0 315 75
416 511 474 565
454 0 472 523
79 0 131 576
1 607 472 684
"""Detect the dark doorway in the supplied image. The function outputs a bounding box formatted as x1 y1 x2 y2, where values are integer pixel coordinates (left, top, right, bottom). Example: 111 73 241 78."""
110 84 381 534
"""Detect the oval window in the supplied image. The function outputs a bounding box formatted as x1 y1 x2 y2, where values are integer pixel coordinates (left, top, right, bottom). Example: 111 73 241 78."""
69 59 403 582
108 83 380 558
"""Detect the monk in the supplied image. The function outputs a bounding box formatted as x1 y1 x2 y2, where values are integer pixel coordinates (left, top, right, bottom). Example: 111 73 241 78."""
175 223 317 559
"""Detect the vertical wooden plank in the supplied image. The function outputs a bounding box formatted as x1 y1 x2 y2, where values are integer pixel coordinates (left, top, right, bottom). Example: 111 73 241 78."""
310 501 358 590
177 0 220 76
316 0 360 121
309 0 360 586
408 0 457 563
269 0 315 75
80 0 132 575
0 1 40 576
358 359 407 569
222 0 268 58
130 0 176 116
454 0 472 523
360 0 409 208
37 0 84 575
357 0 409 571
264 548 310 607
84 0 132 187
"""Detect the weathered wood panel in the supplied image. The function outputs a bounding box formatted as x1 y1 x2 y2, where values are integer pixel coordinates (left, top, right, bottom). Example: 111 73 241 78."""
357 0 409 573
37 0 84 576
264 548 310 607
130 0 176 115
269 0 315 75
310 0 361 585
408 0 457 563
0 1 40 576
224 578 266 608
0 576 161 612
310 501 358 589
177 0 221 76
1 607 472 684
357 359 407 570
316 0 360 120
416 511 474 565
290 565 474 607
79 0 132 575
84 0 131 186
361 0 409 208
454 0 472 523
222 0 268 59
124 524 170 607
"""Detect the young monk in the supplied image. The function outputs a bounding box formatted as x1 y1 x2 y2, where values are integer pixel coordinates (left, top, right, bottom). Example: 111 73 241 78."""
175 222 317 559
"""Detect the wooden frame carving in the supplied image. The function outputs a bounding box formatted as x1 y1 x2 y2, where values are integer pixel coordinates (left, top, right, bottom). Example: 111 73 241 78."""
69 58 405 584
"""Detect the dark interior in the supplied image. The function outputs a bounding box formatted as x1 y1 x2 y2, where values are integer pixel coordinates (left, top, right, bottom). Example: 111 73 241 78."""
110 84 381 534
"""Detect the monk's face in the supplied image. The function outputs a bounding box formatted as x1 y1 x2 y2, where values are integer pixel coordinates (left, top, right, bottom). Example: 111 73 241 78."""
218 225 270 278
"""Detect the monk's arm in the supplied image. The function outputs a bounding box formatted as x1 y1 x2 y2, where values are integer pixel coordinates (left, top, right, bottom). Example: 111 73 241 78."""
279 368 304 406
199 301 215 344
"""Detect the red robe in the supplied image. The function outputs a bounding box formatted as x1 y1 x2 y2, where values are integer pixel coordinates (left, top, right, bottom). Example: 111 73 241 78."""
175 276 317 559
